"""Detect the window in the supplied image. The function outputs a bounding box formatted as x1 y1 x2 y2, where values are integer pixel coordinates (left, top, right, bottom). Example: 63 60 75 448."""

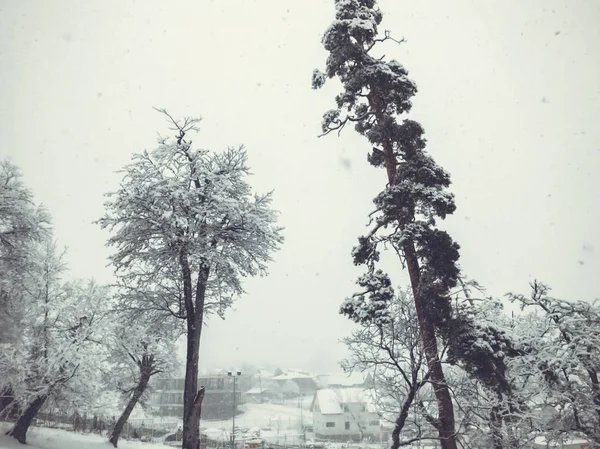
345 422 350 430
343 405 349 412
370 421 379 426
325 422 335 428
360 405 366 412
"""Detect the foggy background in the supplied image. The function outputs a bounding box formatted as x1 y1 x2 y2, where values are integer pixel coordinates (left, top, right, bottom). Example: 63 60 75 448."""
1 0 599 374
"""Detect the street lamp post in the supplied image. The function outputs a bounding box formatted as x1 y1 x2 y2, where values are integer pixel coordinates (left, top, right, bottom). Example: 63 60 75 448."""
299 394 305 443
227 371 241 449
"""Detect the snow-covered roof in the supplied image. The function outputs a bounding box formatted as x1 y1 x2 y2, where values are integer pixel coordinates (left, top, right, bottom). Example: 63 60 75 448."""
315 372 368 387
271 371 314 381
312 388 377 414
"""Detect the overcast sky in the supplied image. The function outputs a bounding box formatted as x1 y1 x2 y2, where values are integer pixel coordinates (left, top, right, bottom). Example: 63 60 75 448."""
1 0 599 374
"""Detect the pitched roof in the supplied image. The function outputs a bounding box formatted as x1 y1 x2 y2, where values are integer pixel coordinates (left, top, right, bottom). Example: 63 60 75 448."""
312 388 377 414
271 371 314 381
315 372 368 387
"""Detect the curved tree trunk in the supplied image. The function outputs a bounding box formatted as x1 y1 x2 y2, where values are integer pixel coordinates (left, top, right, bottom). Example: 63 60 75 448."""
409 276 457 449
6 394 48 444
371 93 458 449
391 378 423 449
109 364 152 448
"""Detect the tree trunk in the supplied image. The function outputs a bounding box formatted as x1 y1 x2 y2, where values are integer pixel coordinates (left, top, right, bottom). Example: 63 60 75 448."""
6 394 48 444
182 322 202 449
181 254 209 449
369 93 458 449
405 245 457 449
391 382 420 449
374 111 457 448
109 369 152 447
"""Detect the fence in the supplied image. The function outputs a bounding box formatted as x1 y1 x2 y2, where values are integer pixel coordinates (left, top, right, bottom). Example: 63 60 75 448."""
2 406 178 443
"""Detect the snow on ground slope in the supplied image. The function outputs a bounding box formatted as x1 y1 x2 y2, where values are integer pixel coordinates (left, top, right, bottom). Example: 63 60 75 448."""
0 402 313 449
281 396 313 410
201 402 313 446
0 422 173 449
204 402 312 430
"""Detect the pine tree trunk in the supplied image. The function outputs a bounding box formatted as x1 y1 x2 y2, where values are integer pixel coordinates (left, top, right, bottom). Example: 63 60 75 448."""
370 93 458 449
387 182 457 449
6 394 48 444
109 369 152 447
411 289 457 449
404 239 457 449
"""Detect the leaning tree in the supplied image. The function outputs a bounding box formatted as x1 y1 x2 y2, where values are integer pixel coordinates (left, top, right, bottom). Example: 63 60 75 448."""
99 110 283 449
313 2 517 448
107 318 178 448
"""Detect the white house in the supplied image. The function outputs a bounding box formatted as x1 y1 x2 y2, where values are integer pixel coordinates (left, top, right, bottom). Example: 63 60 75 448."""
271 371 318 396
310 388 380 442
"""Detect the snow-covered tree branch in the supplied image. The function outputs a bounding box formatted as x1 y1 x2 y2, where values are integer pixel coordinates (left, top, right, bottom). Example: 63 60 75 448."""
98 109 283 449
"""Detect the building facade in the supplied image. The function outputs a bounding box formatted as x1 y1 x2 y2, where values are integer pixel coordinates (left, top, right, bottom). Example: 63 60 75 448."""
310 388 380 442
150 375 242 420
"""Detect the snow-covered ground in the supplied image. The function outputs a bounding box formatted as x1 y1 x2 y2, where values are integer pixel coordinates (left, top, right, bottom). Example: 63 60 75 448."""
202 402 313 446
0 422 173 449
280 396 313 410
206 402 312 429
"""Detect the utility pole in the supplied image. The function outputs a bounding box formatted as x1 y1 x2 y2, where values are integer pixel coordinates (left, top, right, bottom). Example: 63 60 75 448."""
228 371 241 449
258 371 262 397
299 394 305 444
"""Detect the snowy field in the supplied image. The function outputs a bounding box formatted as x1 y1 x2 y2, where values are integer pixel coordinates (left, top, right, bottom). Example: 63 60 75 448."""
0 402 313 449
202 402 313 446
0 422 174 449
205 402 311 429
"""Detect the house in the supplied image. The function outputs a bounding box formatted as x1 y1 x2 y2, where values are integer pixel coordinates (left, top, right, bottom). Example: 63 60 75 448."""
271 371 318 396
150 375 242 420
314 372 372 389
310 388 380 442
243 386 279 403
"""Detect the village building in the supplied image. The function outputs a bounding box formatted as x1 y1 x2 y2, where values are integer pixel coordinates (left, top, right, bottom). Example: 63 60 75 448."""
310 388 380 442
149 375 241 420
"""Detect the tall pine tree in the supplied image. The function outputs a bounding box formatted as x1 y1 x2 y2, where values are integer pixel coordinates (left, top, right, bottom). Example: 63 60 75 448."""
314 2 517 447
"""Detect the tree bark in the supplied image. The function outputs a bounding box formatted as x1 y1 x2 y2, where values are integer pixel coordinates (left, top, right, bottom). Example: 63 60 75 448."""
406 250 457 449
391 381 420 449
181 259 209 449
368 92 458 449
384 144 457 449
410 291 457 449
109 365 152 447
6 394 48 444
182 322 202 449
